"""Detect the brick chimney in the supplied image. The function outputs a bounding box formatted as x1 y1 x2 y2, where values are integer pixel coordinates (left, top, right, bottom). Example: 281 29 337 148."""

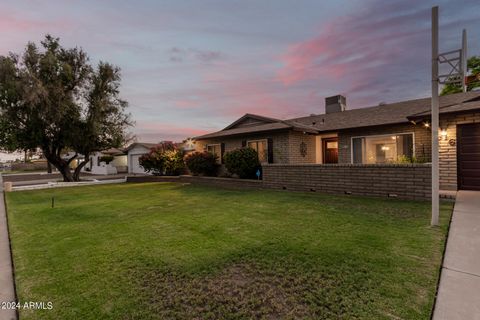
325 95 346 114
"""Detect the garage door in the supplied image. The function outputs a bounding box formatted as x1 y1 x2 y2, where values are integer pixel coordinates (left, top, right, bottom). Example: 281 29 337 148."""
458 123 480 190
130 154 146 174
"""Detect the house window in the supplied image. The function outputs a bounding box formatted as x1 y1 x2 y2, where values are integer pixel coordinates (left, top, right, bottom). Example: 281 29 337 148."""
247 139 268 163
352 133 414 164
206 144 221 163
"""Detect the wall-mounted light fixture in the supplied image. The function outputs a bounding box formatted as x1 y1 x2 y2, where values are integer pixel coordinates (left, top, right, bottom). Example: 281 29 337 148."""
440 129 448 140
184 138 196 150
423 121 430 128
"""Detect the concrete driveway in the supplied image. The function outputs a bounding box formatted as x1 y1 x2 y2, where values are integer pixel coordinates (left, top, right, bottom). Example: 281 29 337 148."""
433 191 480 320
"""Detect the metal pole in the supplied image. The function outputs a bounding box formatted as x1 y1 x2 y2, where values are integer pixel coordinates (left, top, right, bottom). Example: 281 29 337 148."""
462 29 468 92
431 6 440 226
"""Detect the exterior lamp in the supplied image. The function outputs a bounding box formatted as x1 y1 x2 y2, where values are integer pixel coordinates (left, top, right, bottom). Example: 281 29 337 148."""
184 138 196 151
440 129 448 140
424 121 430 128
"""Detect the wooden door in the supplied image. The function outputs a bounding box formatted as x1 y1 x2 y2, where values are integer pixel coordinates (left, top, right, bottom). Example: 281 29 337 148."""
323 138 338 164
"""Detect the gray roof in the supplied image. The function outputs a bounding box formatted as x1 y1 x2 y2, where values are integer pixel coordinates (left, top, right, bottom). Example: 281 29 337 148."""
290 91 480 132
125 142 159 152
222 113 284 130
195 120 317 140
102 148 127 155
195 91 480 139
407 92 480 119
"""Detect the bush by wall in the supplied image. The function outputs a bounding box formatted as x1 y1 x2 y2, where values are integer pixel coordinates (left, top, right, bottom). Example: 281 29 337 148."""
184 152 219 176
224 147 260 179
139 142 185 176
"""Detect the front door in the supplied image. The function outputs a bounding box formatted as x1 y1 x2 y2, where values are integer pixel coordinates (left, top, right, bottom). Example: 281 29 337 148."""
457 123 480 190
323 138 338 164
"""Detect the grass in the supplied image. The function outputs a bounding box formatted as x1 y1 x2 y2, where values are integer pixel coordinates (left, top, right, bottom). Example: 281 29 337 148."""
6 183 452 319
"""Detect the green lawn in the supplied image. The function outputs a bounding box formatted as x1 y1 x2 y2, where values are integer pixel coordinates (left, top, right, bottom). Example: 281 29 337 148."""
6 183 451 319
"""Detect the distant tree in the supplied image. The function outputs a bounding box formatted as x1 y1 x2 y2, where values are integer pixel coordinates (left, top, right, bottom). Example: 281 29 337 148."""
139 142 185 176
0 35 132 181
441 56 480 95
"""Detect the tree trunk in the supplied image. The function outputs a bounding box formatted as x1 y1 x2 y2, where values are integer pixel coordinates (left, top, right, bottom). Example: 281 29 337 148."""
73 156 89 182
43 149 75 182
47 161 52 174
58 165 74 182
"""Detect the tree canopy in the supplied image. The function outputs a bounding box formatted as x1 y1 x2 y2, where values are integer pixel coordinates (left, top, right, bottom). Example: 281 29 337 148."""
0 35 132 181
440 55 480 95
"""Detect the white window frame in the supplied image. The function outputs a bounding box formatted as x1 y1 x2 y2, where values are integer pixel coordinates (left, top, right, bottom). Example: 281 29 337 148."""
206 144 222 163
350 132 415 164
247 139 269 163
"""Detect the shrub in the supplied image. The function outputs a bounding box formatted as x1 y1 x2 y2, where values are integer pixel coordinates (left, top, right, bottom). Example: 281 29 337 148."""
184 152 219 176
394 155 426 164
139 142 185 176
99 155 114 164
224 147 260 179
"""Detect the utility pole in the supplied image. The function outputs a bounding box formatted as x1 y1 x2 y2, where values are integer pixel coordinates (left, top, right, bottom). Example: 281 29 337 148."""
462 29 468 92
431 6 439 226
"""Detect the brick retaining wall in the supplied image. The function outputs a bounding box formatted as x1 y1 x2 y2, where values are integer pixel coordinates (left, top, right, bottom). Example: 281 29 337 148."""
262 164 432 200
128 164 432 200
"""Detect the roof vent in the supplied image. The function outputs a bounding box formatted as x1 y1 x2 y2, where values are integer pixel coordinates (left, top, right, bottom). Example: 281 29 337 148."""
325 95 346 114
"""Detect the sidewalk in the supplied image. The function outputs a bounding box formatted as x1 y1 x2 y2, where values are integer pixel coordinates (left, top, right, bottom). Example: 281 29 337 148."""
433 190 480 320
0 175 17 320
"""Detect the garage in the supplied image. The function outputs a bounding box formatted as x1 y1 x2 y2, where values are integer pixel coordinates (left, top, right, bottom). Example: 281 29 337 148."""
130 154 145 174
126 142 158 174
457 123 480 190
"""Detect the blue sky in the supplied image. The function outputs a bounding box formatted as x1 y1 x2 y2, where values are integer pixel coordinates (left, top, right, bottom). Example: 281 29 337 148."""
1 0 479 145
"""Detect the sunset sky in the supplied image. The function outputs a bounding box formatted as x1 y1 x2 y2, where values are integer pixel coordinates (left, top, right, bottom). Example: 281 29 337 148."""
1 0 479 143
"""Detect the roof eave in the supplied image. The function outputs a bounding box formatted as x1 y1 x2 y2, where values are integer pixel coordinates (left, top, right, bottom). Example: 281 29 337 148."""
194 127 293 140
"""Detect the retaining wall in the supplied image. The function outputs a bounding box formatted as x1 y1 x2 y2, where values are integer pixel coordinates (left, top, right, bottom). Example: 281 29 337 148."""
262 164 432 200
128 163 432 200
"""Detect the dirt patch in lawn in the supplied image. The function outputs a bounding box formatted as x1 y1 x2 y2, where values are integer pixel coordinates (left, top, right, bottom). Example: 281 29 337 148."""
134 260 374 319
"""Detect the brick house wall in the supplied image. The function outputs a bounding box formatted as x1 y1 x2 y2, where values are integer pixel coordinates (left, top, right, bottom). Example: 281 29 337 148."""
195 130 317 164
195 131 289 163
337 123 431 164
288 131 316 164
262 163 431 200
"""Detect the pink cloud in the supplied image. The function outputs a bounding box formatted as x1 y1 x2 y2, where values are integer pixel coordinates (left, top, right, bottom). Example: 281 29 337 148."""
173 99 199 108
0 9 70 33
277 4 430 88
134 120 209 142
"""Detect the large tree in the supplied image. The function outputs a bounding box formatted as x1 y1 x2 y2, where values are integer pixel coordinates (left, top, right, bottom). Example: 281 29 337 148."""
0 35 132 181
441 55 480 95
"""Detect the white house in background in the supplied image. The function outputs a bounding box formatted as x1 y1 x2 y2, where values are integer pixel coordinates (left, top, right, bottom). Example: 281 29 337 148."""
126 142 158 174
82 148 128 175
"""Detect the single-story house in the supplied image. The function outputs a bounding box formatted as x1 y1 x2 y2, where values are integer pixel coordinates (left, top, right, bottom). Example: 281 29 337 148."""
64 148 127 175
194 91 480 191
126 142 159 174
83 148 128 175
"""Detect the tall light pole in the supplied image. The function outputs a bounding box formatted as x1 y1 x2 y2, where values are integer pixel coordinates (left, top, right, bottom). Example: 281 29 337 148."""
462 29 468 92
431 6 440 226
